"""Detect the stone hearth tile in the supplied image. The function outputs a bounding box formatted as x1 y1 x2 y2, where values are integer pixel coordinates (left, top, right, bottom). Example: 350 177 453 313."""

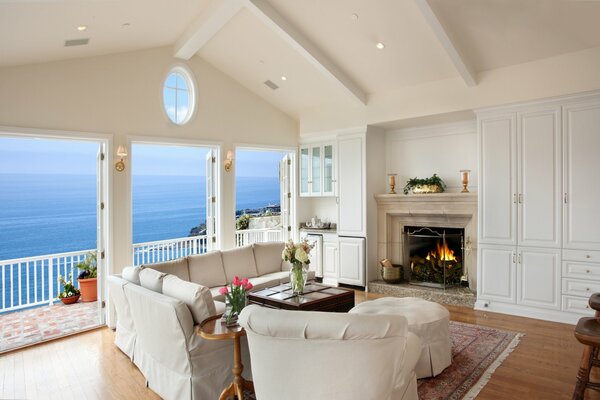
368 280 476 308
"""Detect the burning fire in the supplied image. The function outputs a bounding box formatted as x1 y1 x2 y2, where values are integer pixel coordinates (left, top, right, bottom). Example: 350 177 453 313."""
425 241 457 262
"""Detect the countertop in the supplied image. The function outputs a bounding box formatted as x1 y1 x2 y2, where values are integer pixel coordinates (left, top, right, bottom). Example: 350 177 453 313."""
299 227 338 234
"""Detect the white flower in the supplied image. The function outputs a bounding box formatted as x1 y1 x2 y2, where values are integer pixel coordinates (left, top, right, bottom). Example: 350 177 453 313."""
295 247 309 263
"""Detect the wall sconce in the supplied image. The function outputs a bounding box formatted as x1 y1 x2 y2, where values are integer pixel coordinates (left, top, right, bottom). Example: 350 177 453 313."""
115 145 128 172
224 150 234 172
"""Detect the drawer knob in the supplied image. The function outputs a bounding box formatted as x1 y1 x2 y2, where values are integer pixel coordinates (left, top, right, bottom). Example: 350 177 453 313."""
587 288 591 291
587 270 591 273
587 255 592 259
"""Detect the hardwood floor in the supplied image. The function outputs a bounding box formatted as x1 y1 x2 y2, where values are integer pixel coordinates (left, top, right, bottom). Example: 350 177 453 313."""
0 291 596 399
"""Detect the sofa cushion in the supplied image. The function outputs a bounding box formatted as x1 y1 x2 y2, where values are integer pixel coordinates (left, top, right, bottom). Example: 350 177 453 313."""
188 251 227 288
139 268 166 293
162 275 216 324
252 242 284 276
221 245 259 282
122 266 141 285
142 258 190 282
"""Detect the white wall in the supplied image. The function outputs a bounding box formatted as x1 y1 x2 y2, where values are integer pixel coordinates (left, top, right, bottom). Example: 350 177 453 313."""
0 46 298 274
297 197 338 226
385 121 477 192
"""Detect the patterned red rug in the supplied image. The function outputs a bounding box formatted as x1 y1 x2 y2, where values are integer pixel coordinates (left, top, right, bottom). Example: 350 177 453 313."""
418 321 523 400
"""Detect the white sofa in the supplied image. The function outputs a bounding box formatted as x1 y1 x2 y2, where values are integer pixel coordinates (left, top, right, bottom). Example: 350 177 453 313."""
239 304 422 400
108 242 314 400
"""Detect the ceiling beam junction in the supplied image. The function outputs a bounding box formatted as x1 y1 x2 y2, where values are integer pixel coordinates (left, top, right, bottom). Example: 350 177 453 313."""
414 0 477 87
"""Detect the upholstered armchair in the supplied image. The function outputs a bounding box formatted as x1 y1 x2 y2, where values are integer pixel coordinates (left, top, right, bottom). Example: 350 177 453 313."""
239 305 422 400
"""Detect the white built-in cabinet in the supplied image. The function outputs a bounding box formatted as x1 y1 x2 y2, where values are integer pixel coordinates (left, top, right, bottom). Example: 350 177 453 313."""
338 237 365 286
337 133 366 237
477 93 600 323
322 234 339 286
299 142 336 197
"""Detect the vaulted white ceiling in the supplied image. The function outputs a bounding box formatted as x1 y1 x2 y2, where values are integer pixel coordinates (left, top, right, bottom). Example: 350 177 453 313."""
2 0 600 121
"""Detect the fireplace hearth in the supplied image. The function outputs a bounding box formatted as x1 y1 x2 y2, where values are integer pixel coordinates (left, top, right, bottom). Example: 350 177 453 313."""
404 226 464 288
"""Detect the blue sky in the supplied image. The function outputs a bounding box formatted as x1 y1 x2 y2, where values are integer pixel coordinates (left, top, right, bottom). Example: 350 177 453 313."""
0 137 288 178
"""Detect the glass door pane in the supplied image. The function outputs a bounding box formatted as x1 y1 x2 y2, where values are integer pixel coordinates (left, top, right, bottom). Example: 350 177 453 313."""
323 144 333 195
300 147 309 195
311 146 321 194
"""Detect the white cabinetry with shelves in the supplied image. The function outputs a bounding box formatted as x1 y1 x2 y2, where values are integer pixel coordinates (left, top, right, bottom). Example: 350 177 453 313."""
477 93 600 323
322 234 339 286
299 142 336 197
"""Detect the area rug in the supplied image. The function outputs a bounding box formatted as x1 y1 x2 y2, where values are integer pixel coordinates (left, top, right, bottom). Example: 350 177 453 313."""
0 300 101 353
418 321 523 400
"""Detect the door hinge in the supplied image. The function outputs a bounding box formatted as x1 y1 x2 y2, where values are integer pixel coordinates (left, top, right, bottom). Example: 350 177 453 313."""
287 159 291 165
100 250 105 260
100 153 105 161
101 300 106 308
212 156 216 163
100 202 105 210
212 236 216 243
288 226 292 232
211 196 216 203
287 192 291 199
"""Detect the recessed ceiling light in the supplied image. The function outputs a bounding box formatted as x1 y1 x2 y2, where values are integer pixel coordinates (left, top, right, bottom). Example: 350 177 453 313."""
351 13 359 20
77 25 87 32
281 76 287 81
376 42 385 50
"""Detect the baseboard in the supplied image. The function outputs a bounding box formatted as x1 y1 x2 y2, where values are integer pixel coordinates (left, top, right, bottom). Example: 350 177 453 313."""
474 300 585 325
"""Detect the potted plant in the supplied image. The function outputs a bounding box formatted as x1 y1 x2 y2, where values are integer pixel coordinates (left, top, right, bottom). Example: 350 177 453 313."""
58 274 81 304
403 174 446 194
77 251 98 302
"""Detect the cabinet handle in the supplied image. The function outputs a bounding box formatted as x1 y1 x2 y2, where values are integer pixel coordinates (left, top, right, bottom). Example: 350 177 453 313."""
512 253 516 263
587 288 591 292
513 194 517 204
518 254 522 264
587 255 592 259
518 194 523 204
564 193 568 204
587 270 591 273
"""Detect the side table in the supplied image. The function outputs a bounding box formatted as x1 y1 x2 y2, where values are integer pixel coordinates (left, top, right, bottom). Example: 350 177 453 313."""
197 315 254 400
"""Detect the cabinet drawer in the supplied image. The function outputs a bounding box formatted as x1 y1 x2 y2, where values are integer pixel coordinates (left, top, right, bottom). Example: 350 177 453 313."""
563 249 600 263
562 261 600 280
562 278 600 297
562 295 595 315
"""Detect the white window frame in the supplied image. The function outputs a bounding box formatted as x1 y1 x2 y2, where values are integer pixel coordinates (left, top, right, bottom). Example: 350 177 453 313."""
162 65 197 126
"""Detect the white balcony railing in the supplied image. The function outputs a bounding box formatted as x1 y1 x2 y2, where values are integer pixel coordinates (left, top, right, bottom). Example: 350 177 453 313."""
0 249 93 313
132 235 208 266
235 228 282 247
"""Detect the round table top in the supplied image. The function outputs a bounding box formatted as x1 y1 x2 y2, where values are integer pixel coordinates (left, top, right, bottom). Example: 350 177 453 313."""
197 314 246 341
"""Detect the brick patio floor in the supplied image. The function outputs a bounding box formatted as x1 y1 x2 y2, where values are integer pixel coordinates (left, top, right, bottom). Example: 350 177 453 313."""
0 300 101 353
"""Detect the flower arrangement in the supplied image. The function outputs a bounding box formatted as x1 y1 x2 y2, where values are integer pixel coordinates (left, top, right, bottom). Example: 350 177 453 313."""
57 274 81 303
219 276 253 325
282 239 314 294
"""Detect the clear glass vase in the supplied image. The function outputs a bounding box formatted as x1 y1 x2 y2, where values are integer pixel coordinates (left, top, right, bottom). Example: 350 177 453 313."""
222 294 247 327
289 263 308 295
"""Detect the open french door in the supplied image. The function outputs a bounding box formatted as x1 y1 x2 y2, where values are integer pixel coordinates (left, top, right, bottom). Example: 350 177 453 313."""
205 150 217 251
280 153 292 242
96 143 107 324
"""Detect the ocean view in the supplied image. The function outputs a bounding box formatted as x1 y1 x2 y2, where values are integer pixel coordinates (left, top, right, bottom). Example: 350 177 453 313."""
0 173 280 261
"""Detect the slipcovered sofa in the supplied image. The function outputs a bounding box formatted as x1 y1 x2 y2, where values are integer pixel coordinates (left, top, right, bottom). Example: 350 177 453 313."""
239 304 422 400
108 242 314 400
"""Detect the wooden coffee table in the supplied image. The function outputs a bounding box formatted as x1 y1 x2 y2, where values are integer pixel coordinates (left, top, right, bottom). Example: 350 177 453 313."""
197 315 254 400
247 282 355 312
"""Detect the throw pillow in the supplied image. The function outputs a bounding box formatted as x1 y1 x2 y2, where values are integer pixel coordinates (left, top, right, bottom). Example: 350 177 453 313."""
139 267 166 293
162 274 216 324
122 266 141 285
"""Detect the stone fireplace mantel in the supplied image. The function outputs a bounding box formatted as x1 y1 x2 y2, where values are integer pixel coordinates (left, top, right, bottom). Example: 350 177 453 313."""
374 192 478 289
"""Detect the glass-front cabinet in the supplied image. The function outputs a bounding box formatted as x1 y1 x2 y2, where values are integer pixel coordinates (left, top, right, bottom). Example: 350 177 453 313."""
299 142 336 197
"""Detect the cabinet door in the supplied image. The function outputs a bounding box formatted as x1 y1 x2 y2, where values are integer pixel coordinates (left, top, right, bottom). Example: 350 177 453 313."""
517 108 562 247
311 146 321 195
478 244 516 303
563 101 600 250
337 134 365 236
322 143 336 196
479 115 517 245
517 247 560 310
338 237 365 286
299 146 310 197
323 240 338 280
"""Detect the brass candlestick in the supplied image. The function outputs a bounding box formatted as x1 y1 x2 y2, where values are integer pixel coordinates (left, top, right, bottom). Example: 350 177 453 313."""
388 173 397 194
460 170 471 193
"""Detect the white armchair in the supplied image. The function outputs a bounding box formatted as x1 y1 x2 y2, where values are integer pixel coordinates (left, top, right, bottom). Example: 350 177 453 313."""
239 305 422 400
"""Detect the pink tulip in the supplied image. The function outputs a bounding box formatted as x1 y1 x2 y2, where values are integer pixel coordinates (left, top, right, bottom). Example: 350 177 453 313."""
233 276 241 286
245 282 253 291
219 286 229 295
241 278 249 286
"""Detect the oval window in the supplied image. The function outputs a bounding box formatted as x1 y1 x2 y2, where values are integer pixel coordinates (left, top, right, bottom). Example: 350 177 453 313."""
163 66 195 125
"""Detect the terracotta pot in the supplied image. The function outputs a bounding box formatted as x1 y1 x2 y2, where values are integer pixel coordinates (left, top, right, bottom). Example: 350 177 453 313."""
78 277 98 302
61 295 80 305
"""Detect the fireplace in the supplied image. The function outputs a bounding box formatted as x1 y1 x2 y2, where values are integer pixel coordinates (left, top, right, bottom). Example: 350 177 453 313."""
403 226 466 289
